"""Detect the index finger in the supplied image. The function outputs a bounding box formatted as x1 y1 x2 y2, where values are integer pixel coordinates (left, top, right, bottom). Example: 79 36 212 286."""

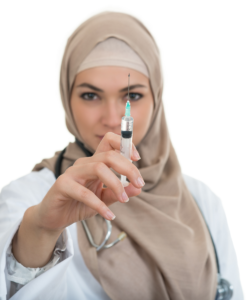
95 132 140 161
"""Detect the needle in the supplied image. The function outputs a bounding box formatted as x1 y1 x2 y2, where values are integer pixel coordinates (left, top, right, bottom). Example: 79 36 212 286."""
128 73 130 101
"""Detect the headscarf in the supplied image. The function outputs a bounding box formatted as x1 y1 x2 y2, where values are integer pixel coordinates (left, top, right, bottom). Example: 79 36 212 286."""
34 12 217 300
77 37 149 77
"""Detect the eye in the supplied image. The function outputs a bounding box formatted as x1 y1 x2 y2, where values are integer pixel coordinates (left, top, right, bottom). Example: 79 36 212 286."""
80 93 99 101
126 93 143 101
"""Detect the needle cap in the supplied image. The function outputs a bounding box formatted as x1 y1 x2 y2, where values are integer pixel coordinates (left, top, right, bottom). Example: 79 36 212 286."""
125 100 131 116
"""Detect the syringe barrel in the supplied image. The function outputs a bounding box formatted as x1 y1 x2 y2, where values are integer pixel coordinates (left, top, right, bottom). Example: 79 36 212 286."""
120 116 134 161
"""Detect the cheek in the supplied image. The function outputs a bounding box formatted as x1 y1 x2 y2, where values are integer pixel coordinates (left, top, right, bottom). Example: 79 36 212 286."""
132 99 154 145
71 98 99 133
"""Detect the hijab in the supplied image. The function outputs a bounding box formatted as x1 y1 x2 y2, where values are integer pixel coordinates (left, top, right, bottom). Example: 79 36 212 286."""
34 12 217 300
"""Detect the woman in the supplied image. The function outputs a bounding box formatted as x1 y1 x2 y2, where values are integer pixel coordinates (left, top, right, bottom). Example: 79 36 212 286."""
0 12 243 300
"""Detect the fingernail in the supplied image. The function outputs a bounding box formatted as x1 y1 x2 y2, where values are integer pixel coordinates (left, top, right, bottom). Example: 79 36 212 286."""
106 210 116 220
133 149 141 160
122 191 129 202
137 177 145 187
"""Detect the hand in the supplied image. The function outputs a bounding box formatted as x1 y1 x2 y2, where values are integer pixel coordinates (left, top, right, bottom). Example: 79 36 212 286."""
12 132 143 268
35 132 143 232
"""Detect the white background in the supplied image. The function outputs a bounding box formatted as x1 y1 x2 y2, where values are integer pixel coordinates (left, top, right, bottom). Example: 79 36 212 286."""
0 0 249 298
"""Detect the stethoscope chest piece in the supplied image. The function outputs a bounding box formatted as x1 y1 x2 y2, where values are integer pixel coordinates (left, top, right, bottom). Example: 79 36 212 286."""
216 276 233 300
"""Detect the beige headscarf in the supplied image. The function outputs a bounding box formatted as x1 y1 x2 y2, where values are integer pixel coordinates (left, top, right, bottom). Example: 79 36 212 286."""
34 12 217 300
77 37 149 77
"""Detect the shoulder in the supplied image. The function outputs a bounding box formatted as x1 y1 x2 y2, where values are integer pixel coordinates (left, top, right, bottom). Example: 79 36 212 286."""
183 174 222 231
183 174 244 299
183 174 230 256
0 168 56 223
1 167 55 193
0 167 55 199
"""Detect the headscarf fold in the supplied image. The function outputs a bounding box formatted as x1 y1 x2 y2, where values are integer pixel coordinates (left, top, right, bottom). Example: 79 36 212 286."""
34 12 217 300
77 37 149 77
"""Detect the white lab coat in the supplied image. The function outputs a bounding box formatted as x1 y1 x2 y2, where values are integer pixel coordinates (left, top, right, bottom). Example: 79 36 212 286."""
0 168 244 300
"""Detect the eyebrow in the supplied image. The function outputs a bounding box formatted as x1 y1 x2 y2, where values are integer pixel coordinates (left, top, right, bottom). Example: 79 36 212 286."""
76 83 147 93
76 83 103 92
119 84 147 92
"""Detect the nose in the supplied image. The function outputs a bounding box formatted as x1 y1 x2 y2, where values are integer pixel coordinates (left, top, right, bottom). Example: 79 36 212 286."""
101 100 122 130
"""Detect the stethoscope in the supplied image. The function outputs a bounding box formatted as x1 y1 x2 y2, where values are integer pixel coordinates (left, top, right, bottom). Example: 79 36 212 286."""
81 217 127 251
55 139 233 300
55 139 127 252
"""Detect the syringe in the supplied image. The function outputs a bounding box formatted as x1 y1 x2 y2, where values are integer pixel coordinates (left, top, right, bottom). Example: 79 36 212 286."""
120 74 134 187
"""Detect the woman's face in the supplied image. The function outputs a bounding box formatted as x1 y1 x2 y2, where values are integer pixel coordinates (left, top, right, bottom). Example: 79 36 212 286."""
70 66 154 152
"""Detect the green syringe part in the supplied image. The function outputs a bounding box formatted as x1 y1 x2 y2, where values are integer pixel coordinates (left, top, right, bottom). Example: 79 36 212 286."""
125 100 131 116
